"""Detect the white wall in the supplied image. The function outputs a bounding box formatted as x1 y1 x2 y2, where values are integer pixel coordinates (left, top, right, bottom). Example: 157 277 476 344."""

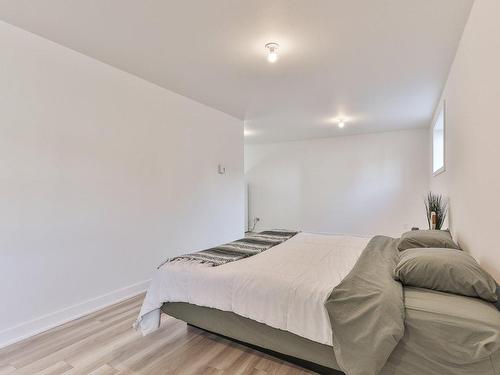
429 0 500 280
245 129 429 237
0 21 244 346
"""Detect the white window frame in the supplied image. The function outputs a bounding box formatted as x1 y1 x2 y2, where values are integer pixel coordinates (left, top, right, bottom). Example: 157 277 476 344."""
432 101 446 176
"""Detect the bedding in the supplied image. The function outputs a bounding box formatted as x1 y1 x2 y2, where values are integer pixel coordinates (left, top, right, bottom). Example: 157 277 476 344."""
395 248 498 302
383 286 500 375
397 229 459 251
136 232 370 344
326 236 404 375
137 232 500 375
327 236 500 375
163 230 298 267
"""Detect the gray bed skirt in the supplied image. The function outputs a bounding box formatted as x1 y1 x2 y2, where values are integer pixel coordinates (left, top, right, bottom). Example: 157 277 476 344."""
161 302 343 373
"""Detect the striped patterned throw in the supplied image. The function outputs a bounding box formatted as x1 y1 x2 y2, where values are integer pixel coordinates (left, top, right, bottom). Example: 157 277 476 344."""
161 230 299 268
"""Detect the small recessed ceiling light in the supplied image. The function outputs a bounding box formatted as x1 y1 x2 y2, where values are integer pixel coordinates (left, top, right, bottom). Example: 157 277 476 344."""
338 119 345 128
265 42 279 63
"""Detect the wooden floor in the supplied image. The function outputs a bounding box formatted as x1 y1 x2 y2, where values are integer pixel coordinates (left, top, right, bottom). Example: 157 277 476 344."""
0 294 316 375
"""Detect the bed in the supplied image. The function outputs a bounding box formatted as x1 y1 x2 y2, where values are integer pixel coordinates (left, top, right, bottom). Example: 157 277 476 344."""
136 232 500 375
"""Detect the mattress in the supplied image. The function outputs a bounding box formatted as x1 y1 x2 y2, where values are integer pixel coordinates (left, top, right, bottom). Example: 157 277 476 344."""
137 232 370 345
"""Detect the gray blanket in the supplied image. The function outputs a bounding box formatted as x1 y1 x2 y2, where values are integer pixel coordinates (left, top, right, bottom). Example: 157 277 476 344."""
325 236 404 375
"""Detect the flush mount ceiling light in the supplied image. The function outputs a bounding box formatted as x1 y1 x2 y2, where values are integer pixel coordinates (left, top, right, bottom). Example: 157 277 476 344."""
265 42 279 63
338 119 346 128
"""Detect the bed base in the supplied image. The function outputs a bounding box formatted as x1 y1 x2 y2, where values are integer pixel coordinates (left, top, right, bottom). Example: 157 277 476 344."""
162 302 344 375
187 323 342 375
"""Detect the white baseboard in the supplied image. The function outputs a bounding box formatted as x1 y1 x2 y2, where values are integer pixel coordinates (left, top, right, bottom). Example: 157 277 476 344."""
0 279 150 349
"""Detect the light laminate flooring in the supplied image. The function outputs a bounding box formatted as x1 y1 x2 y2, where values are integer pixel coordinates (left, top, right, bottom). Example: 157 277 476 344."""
0 294 317 375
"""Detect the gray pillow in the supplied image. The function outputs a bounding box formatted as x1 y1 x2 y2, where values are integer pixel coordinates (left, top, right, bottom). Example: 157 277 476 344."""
395 248 498 302
397 230 459 251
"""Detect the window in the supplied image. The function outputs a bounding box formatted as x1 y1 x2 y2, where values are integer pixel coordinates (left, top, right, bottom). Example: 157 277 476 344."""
432 103 445 175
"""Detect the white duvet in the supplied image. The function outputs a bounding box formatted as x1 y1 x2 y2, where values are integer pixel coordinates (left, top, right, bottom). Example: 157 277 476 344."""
136 232 369 345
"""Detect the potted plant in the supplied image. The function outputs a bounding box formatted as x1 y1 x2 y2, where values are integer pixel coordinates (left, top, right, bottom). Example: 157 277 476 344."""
425 192 448 230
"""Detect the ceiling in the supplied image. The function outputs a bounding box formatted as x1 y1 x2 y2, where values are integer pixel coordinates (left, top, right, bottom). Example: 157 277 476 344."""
0 0 474 143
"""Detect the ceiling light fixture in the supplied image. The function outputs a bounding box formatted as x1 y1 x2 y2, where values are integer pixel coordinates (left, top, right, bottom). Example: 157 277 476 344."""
338 119 346 128
265 42 279 63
